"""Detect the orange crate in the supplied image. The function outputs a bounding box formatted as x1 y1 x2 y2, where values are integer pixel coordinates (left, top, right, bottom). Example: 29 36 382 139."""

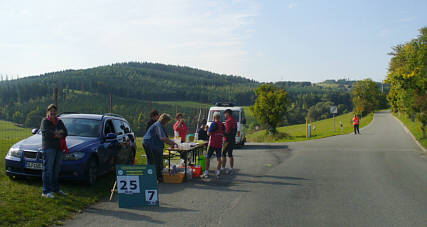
162 172 185 183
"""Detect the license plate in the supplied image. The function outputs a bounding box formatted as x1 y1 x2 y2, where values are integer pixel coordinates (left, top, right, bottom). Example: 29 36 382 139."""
26 162 43 170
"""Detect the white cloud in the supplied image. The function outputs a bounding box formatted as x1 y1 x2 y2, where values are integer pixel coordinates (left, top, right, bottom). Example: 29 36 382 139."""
377 28 391 37
288 2 298 9
395 17 415 23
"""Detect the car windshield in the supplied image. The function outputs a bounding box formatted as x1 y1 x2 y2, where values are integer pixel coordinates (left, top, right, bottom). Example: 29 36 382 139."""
208 110 240 122
61 118 101 137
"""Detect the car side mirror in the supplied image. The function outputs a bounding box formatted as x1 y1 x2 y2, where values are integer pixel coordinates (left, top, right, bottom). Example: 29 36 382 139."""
105 133 117 140
32 129 39 134
241 118 246 124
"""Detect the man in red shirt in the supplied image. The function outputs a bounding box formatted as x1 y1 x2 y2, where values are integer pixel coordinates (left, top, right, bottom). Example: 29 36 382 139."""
222 109 237 175
352 113 360 135
173 113 188 142
202 112 224 179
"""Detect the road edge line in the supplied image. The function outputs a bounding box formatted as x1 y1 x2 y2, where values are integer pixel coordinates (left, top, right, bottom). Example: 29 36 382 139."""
391 114 427 153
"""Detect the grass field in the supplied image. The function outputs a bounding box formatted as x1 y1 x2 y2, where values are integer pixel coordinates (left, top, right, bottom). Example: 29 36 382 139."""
0 120 147 227
392 113 427 149
247 112 374 143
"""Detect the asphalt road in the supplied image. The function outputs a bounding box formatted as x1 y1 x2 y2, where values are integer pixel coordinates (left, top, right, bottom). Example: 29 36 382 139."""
65 111 427 227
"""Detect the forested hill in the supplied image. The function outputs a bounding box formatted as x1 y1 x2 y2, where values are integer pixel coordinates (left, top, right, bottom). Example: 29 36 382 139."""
0 61 368 135
1 62 258 106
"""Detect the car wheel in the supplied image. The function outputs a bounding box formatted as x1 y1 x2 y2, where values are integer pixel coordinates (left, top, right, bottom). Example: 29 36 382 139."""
85 157 98 185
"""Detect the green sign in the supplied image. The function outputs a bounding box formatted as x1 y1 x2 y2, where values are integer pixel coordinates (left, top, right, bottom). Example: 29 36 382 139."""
116 165 159 208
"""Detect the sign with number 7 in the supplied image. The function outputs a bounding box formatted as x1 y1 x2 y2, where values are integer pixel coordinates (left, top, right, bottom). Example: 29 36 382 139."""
145 190 158 204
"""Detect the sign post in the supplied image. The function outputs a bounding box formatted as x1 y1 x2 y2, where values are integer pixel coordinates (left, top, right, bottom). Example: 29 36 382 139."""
116 165 159 208
359 107 364 121
330 106 338 132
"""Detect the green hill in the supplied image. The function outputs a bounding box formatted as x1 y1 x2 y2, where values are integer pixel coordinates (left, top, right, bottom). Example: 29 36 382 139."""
0 62 366 135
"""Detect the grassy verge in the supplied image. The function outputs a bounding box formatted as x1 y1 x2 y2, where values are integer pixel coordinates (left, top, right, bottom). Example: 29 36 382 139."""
0 120 147 227
392 112 427 149
247 112 374 143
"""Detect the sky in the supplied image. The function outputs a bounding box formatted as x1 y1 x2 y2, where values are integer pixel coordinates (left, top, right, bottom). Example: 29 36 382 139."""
0 0 426 82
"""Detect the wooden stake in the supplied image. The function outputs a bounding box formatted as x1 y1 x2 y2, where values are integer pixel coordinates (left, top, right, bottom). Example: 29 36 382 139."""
109 180 117 201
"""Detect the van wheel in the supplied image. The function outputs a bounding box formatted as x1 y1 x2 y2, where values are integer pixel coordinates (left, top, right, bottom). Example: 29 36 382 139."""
85 158 98 185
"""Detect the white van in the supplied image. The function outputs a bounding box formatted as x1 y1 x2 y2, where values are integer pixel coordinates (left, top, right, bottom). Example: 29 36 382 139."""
207 102 246 147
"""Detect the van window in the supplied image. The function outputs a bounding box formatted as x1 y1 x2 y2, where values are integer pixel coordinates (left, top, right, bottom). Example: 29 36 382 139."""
208 110 240 122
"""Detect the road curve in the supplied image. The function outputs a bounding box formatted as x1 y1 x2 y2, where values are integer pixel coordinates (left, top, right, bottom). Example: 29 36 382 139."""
66 111 427 227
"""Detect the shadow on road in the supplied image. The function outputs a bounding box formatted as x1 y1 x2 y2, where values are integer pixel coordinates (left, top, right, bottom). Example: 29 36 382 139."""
242 144 289 150
134 203 197 213
237 173 310 181
158 168 244 194
84 207 166 224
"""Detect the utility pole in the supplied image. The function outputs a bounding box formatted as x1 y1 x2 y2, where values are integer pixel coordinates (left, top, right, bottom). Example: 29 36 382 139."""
53 88 58 108
109 94 112 113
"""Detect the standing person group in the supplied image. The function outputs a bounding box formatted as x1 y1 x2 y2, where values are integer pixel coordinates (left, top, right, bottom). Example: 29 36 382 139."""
201 112 224 179
196 118 209 141
353 113 360 135
174 113 188 143
202 109 238 179
222 109 237 175
143 113 177 182
141 109 238 181
40 104 68 199
146 110 159 131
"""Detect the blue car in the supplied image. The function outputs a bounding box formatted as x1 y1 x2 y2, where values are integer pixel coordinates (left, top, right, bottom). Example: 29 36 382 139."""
5 113 137 185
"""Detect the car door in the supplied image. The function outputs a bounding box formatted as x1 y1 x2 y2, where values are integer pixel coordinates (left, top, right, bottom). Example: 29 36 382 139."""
112 119 127 164
100 119 119 172
122 120 135 162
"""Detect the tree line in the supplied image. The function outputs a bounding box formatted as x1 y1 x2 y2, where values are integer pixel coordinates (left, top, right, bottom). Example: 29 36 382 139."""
0 61 386 136
386 27 427 138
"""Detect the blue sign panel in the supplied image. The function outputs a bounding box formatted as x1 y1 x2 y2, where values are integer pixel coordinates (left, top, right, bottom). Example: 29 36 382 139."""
116 165 159 208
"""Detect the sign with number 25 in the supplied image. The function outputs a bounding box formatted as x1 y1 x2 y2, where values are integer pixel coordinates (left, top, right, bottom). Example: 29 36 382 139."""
117 176 140 194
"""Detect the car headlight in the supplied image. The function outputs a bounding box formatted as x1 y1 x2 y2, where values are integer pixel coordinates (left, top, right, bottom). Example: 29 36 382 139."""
7 147 22 158
63 152 85 161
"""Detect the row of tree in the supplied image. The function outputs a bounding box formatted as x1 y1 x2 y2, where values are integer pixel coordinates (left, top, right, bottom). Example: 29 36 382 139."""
386 27 427 138
250 79 388 135
0 61 386 136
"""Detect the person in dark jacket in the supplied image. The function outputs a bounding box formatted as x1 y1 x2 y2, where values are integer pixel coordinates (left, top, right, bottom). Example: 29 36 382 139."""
40 104 68 199
143 113 177 182
222 109 237 175
145 110 160 132
196 118 209 141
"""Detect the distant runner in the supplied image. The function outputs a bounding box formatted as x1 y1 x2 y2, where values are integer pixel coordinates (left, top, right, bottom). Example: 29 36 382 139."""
222 109 237 175
352 113 360 135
